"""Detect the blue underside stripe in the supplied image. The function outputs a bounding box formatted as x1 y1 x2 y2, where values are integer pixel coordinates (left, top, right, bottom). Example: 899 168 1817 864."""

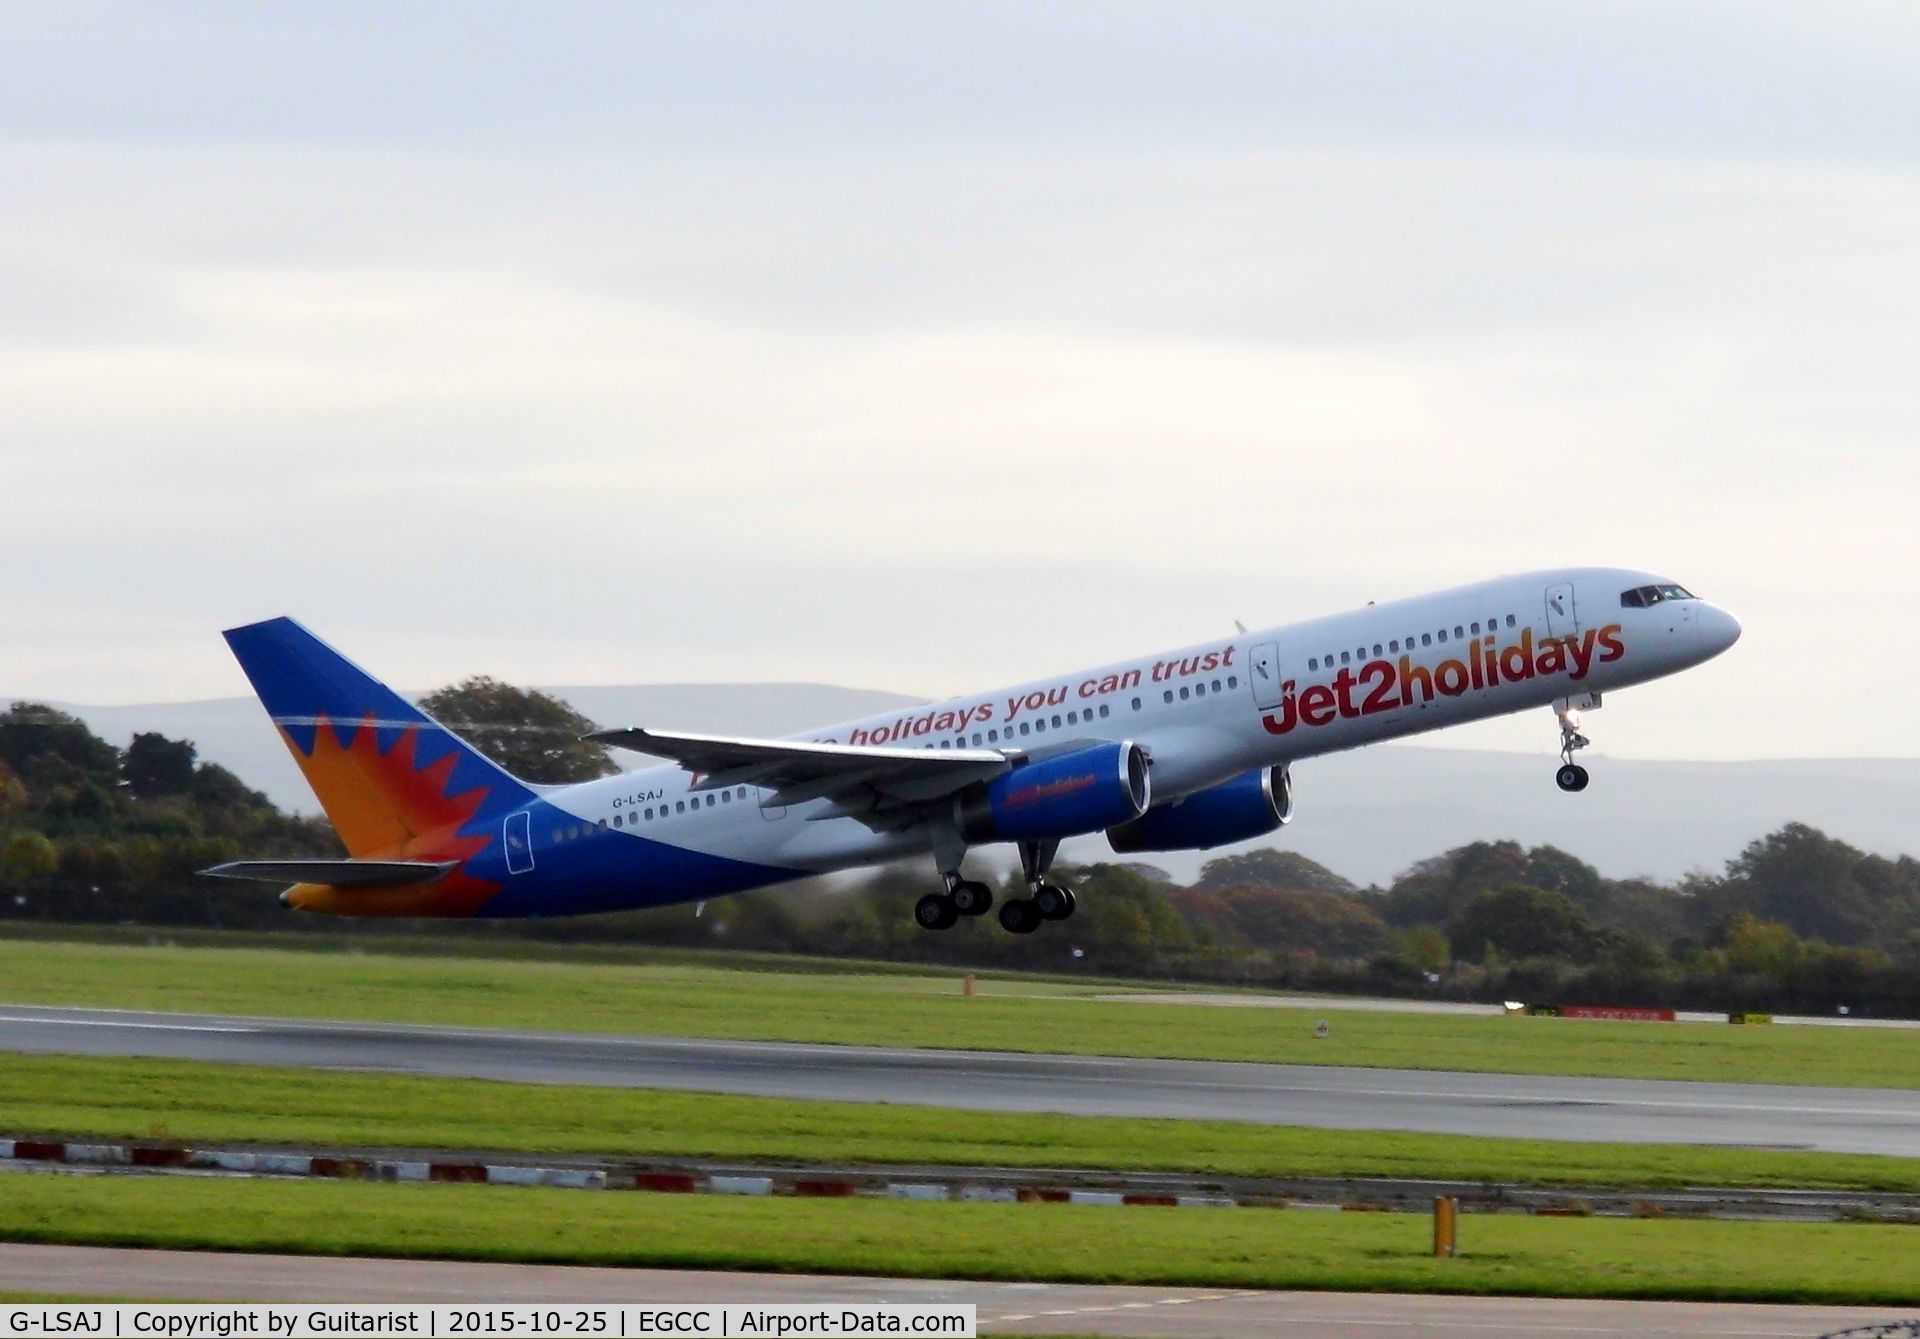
467 798 810 917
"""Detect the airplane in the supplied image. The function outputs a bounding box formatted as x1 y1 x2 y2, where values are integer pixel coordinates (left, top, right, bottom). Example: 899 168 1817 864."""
204 567 1739 934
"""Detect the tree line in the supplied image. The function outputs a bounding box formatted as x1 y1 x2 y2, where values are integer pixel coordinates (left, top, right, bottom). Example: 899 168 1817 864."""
2 684 1916 1016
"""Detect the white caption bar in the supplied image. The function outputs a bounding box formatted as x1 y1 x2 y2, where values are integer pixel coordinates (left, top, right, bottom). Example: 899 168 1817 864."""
1 1306 973 1339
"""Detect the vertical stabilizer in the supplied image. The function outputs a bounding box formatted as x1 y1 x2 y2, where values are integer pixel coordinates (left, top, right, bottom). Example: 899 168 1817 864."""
222 618 535 862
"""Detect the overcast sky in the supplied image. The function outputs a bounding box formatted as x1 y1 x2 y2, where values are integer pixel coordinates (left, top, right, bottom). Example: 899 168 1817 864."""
3 2 1917 761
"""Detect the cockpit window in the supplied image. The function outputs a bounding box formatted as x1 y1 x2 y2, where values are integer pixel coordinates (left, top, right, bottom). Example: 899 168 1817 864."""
1620 583 1697 608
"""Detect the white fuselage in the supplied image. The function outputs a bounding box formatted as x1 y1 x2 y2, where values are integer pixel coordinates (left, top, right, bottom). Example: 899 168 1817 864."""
554 566 1741 877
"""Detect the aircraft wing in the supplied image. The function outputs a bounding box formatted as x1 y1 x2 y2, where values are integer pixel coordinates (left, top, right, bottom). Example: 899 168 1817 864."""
587 727 1013 823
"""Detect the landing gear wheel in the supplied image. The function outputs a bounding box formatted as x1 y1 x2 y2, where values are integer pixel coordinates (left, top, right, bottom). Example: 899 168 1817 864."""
1555 763 1590 793
950 880 994 917
1033 883 1076 921
998 898 1041 935
915 893 958 931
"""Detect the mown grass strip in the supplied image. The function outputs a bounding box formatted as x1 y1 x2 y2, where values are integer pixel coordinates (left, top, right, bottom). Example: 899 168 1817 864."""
3 1174 1919 1305
6 1053 1919 1194
4 939 1920 1088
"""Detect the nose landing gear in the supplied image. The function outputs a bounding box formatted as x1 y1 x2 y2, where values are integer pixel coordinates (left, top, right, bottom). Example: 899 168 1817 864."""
1555 702 1591 792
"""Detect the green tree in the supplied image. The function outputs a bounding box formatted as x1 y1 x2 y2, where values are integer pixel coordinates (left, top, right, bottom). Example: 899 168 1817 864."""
1 831 58 887
1714 824 1882 946
1523 845 1608 909
190 762 269 812
1712 913 1808 982
1374 840 1529 927
1448 883 1600 963
1197 849 1356 895
417 677 617 784
0 703 120 791
1196 884 1390 959
1392 925 1451 975
0 760 25 813
123 732 197 798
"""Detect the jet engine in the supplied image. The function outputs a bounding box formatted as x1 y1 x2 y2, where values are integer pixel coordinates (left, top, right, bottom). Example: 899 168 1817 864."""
957 741 1152 843
1105 765 1293 853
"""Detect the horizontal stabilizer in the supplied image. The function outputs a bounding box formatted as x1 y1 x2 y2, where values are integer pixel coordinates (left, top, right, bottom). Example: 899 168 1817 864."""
198 859 459 889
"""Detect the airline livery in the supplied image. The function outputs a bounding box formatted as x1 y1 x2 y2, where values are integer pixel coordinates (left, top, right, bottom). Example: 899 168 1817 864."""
206 568 1740 934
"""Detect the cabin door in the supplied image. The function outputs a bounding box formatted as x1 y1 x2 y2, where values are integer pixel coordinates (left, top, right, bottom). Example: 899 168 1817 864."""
503 810 534 875
1545 582 1579 641
1247 641 1286 712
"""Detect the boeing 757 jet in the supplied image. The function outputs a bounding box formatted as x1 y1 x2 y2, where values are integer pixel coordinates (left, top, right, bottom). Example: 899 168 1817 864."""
205 568 1739 934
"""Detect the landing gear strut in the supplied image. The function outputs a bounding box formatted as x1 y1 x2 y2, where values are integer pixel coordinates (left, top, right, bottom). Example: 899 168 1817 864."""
1555 703 1591 793
997 840 1076 935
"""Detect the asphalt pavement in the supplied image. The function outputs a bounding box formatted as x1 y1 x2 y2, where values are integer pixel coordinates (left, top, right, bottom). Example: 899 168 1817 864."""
0 1244 1911 1337
3 1003 1918 1155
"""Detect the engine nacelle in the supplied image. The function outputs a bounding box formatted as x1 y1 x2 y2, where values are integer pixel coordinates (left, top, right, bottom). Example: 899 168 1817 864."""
957 742 1152 843
1105 765 1293 854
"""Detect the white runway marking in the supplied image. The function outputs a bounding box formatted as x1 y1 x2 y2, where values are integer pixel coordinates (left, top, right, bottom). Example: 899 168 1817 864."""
0 1014 256 1034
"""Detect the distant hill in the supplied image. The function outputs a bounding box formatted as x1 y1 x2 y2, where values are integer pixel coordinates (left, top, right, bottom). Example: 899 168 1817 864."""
25 687 1920 887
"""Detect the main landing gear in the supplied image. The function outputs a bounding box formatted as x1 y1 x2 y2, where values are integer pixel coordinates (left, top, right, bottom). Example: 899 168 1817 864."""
916 840 1077 935
914 873 994 932
1555 702 1591 793
995 840 1077 935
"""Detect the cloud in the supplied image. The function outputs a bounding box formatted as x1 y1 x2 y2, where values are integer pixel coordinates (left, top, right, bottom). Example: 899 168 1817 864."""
1 7 1916 763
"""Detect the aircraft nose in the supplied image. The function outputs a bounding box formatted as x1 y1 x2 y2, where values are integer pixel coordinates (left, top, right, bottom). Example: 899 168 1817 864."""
1696 603 1742 657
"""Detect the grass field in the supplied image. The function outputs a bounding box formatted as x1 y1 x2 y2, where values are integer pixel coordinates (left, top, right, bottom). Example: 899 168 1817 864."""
3 1174 1918 1305
7 1053 1920 1194
3 938 1918 1088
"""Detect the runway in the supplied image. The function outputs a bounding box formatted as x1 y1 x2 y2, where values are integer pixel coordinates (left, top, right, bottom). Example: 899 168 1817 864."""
1 1244 1911 1337
5 1003 1920 1156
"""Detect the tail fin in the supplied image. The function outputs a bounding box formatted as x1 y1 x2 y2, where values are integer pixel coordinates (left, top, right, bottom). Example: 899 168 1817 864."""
223 618 535 860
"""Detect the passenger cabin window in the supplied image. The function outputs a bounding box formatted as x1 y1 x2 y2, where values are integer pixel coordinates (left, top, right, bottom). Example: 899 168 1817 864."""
1421 633 1432 647
1437 629 1448 643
